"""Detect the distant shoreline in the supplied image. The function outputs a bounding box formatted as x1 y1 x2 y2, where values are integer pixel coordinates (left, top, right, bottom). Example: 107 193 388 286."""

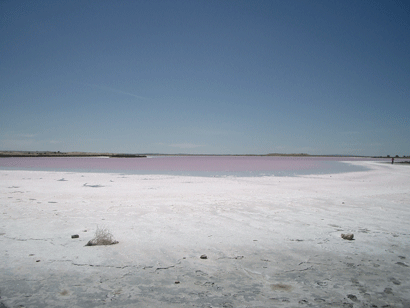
0 151 404 159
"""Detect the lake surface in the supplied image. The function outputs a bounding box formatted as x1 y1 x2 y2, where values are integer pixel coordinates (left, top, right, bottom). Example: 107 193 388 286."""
0 156 391 177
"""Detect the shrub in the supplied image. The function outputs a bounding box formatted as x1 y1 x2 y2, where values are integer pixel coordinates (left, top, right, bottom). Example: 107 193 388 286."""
85 226 118 246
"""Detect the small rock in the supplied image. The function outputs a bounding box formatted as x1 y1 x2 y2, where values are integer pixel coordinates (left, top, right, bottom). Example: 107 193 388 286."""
341 233 354 240
200 254 208 259
175 281 180 284
71 234 79 239
36 260 40 262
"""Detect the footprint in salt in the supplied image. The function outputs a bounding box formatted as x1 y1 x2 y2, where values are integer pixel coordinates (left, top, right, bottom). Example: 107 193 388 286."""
396 262 408 267
270 283 292 291
389 277 401 285
83 183 104 188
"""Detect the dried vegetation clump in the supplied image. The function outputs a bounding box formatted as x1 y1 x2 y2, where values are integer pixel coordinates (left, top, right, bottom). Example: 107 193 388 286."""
85 226 119 246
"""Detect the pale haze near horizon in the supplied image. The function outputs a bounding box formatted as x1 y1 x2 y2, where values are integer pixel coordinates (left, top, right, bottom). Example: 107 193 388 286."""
1 0 409 156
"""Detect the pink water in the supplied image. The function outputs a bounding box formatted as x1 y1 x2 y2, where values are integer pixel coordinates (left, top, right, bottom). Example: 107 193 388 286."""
0 156 390 176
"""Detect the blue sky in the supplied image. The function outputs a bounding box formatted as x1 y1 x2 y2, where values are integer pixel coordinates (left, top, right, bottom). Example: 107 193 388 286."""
1 0 409 155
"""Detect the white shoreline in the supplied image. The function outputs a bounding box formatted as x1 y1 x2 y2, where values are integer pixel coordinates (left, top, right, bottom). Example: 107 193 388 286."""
1 161 409 307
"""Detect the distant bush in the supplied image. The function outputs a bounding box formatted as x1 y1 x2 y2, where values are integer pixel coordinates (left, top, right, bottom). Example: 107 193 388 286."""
85 226 118 246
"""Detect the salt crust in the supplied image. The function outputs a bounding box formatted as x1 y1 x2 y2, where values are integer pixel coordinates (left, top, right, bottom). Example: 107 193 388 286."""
0 161 409 307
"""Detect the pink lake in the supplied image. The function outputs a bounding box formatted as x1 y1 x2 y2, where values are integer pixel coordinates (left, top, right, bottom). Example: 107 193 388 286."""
0 156 393 176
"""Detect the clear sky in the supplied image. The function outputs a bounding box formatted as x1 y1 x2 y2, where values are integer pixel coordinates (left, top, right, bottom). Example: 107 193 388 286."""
1 0 409 156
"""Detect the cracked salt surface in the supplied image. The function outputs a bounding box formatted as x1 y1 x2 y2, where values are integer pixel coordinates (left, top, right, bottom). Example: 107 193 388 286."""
0 161 409 307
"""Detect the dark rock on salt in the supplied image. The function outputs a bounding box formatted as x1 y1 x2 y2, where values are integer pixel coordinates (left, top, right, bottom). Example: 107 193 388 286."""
347 294 358 302
71 234 79 238
200 254 208 259
341 233 354 240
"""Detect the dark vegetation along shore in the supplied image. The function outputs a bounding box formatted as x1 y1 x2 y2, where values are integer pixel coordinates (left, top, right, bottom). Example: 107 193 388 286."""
0 151 146 158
